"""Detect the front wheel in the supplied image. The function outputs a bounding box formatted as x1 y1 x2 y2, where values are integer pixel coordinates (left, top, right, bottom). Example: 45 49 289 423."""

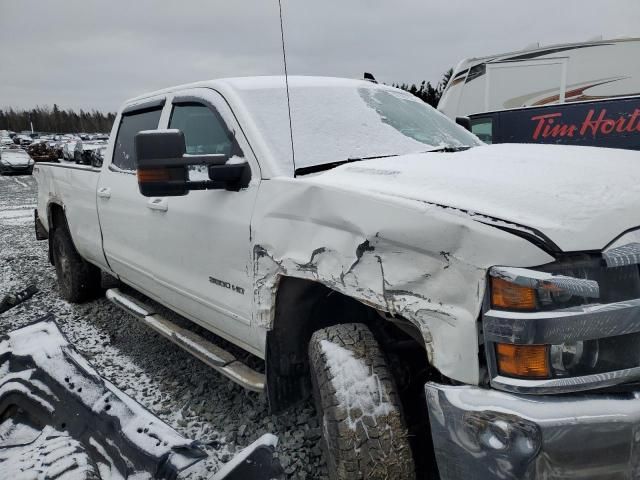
51 225 101 303
309 323 416 480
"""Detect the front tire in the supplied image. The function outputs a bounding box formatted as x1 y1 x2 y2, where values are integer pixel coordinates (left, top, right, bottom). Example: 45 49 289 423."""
52 225 101 303
309 323 416 480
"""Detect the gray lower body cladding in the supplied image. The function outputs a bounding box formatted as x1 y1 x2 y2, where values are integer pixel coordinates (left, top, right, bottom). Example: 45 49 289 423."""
426 381 640 479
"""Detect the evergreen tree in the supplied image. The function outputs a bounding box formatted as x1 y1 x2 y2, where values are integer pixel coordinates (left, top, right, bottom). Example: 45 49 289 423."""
0 105 115 133
394 68 453 108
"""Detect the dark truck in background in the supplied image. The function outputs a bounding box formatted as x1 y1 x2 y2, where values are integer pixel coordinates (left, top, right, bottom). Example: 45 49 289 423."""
470 95 640 150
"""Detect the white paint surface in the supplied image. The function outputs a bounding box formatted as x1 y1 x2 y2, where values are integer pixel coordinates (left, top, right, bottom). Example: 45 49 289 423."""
306 143 640 251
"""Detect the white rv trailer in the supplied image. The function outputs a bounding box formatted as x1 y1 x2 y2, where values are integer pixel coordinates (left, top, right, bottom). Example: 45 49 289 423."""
438 37 640 120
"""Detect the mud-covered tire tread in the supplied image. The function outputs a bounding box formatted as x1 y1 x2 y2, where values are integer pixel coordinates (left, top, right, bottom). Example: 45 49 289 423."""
52 225 101 303
309 323 416 480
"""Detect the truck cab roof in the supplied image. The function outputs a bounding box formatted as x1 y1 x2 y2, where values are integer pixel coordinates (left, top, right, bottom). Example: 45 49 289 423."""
124 75 377 106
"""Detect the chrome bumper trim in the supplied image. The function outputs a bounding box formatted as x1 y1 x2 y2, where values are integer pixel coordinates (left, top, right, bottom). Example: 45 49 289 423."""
604 242 640 267
491 366 640 394
490 265 600 298
604 228 640 267
426 382 640 480
484 297 640 345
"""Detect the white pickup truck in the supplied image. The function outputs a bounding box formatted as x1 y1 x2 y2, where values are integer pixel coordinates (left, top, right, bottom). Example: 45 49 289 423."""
35 76 640 480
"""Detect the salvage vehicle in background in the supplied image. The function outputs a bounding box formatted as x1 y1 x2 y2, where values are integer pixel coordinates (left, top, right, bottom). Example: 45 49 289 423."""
439 37 640 149
0 147 34 174
74 141 107 165
27 139 60 162
61 138 80 161
34 76 640 479
1 133 14 147
13 134 33 146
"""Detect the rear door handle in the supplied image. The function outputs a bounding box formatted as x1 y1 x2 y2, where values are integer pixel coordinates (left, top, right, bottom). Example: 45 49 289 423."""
97 187 111 199
147 197 168 212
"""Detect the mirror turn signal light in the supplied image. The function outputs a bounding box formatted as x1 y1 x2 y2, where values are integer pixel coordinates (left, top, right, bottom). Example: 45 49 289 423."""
491 277 536 310
137 167 170 182
496 343 550 378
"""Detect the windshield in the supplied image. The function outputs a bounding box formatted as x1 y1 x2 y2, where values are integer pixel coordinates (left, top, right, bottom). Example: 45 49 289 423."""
235 79 482 173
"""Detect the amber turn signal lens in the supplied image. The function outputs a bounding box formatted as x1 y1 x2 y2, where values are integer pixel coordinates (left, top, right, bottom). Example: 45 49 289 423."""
496 343 550 378
137 168 170 182
491 277 536 310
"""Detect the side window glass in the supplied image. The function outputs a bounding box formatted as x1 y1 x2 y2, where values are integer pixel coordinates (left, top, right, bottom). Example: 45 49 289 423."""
471 116 493 144
112 108 163 171
169 103 242 157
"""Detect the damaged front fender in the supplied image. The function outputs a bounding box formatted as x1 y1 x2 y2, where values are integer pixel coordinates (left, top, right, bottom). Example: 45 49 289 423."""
252 179 554 384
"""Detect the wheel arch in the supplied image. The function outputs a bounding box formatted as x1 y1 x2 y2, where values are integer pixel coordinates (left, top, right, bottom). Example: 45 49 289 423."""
47 200 84 267
265 276 426 413
46 201 67 265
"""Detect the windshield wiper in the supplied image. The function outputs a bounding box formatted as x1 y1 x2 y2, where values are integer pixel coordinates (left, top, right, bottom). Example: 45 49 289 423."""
422 145 472 153
295 154 400 176
294 146 473 176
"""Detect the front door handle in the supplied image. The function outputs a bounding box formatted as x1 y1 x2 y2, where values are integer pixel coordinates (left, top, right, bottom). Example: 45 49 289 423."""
147 197 168 212
97 187 111 199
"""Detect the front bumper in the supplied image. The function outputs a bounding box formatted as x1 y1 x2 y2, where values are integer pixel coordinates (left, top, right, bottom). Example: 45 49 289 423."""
0 163 32 174
426 382 640 479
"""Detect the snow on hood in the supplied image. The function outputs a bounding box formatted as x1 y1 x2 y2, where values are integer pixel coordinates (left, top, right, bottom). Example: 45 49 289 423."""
1 150 32 166
305 143 640 252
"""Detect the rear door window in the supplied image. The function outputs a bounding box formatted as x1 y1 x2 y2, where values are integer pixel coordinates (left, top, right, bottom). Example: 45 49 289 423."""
112 107 163 171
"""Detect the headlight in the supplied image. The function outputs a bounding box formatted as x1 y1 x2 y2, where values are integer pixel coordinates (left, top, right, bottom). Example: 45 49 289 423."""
490 255 640 312
484 254 640 391
550 339 599 376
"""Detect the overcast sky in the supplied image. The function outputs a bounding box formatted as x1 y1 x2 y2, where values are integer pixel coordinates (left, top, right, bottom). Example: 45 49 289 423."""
1 0 638 112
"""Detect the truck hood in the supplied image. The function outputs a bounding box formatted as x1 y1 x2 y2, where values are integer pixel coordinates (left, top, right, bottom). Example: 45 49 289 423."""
307 143 640 252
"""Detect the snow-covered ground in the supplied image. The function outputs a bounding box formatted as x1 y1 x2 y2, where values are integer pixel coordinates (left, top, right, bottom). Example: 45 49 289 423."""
0 174 327 479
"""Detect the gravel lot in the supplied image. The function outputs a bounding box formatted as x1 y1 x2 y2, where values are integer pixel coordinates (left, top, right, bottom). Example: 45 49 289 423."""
0 173 327 479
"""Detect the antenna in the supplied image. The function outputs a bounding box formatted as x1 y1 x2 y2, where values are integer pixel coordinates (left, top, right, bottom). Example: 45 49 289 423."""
278 0 296 176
